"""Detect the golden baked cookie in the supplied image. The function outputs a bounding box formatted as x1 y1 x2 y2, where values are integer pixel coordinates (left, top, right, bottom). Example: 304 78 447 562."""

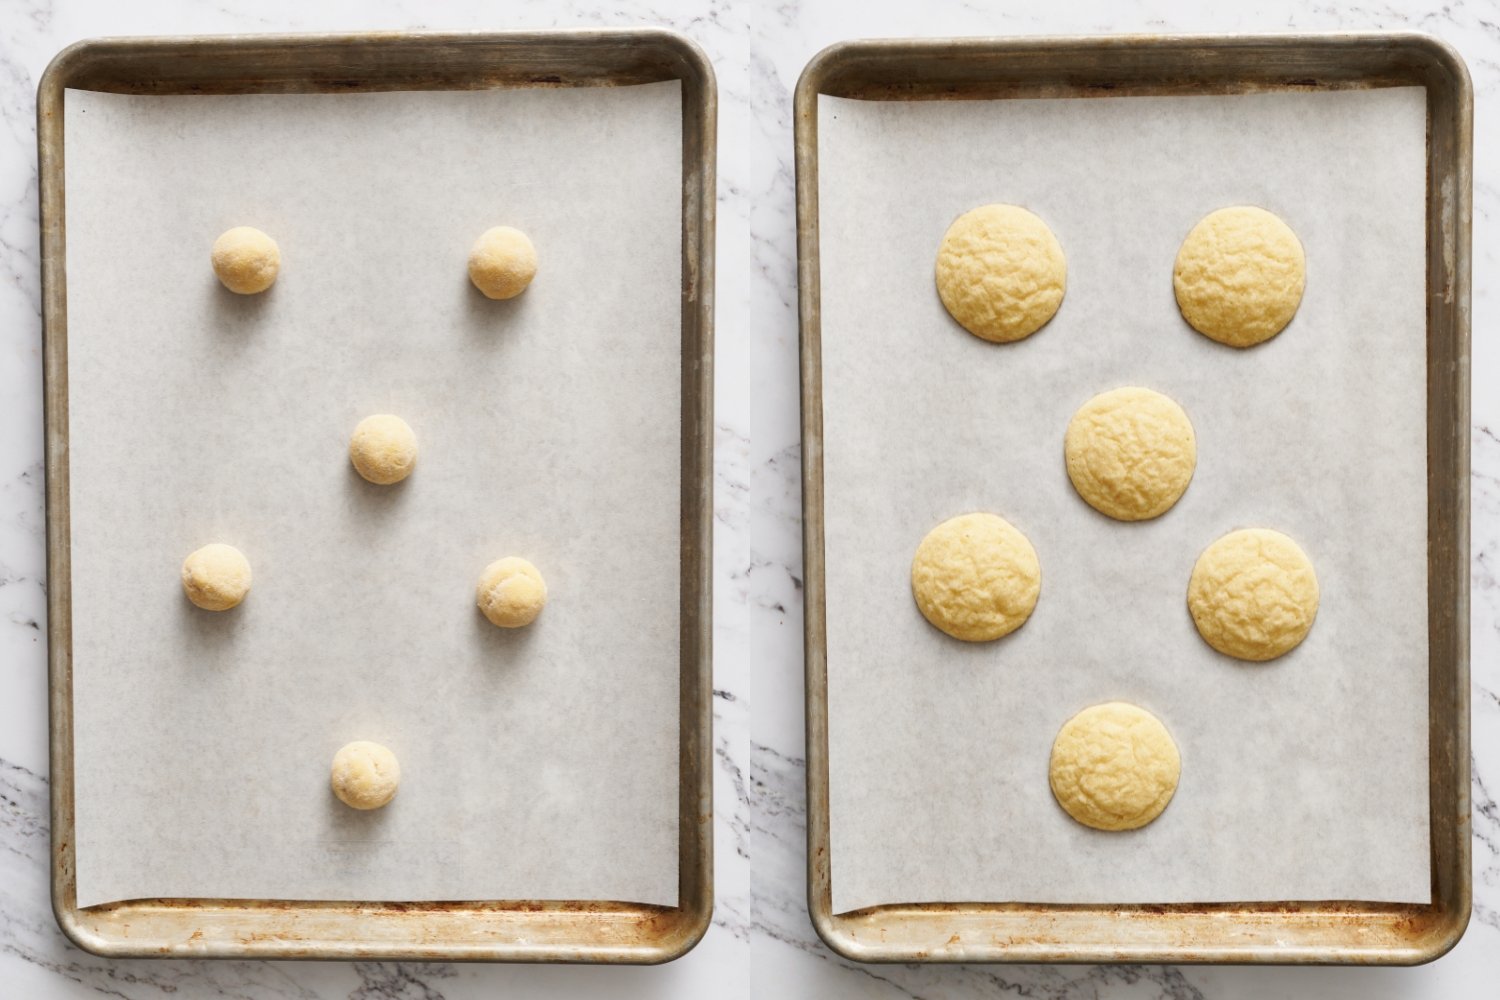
477 556 548 629
1173 206 1305 347
349 414 418 485
180 543 252 611
1188 528 1319 661
911 512 1041 642
330 741 400 810
1065 387 1196 521
1049 702 1180 832
469 226 538 300
211 226 280 294
934 204 1066 343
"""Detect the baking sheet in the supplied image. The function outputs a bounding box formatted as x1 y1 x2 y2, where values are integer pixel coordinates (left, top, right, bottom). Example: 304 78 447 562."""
818 87 1431 913
65 82 682 909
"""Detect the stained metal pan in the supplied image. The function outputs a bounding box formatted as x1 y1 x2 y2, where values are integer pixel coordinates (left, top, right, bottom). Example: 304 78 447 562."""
796 32 1470 965
38 28 715 962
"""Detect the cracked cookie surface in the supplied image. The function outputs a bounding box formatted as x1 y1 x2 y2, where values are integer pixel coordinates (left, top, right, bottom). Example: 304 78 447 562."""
1049 701 1180 832
1173 206 1305 347
1065 386 1196 521
911 512 1041 642
935 204 1066 343
1188 528 1319 661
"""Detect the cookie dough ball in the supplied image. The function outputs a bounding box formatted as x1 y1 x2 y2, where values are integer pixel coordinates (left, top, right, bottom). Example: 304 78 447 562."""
180 543 252 611
330 741 400 811
935 204 1066 343
477 556 547 628
911 512 1041 642
1188 528 1320 662
468 226 537 300
211 226 280 294
1065 387 1197 521
349 415 417 485
1049 702 1180 832
1173 207 1305 347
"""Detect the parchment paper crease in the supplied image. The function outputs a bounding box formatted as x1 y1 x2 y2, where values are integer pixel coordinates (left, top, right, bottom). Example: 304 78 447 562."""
66 82 682 908
818 87 1431 913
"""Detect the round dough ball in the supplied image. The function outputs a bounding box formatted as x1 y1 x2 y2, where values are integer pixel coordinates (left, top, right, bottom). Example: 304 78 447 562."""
211 226 280 294
935 204 1066 343
1065 387 1197 521
330 741 400 810
468 226 537 300
1188 528 1320 662
1173 206 1305 347
911 512 1041 642
477 556 548 628
180 543 252 611
349 414 418 485
1049 702 1180 832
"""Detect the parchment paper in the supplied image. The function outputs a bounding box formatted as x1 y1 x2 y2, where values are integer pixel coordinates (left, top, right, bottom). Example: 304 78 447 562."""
65 82 682 908
818 87 1431 912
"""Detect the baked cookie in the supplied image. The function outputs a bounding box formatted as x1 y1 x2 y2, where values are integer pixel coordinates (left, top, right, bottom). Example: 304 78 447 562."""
935 204 1066 343
1173 206 1305 347
911 512 1040 642
1049 702 1180 832
1188 528 1319 661
1065 387 1196 521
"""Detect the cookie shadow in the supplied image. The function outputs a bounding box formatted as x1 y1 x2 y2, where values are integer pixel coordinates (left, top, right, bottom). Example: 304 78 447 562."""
342 462 414 521
205 278 273 352
177 591 247 653
470 605 541 664
323 786 396 838
460 275 533 345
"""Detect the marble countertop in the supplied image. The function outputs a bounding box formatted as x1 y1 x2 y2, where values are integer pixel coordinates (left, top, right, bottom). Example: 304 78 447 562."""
1 0 1494 996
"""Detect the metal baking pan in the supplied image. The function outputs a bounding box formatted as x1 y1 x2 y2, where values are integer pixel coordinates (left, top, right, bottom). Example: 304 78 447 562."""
38 29 715 962
796 33 1470 965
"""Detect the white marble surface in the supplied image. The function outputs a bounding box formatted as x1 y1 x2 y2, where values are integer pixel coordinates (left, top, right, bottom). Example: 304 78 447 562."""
1 0 1496 997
